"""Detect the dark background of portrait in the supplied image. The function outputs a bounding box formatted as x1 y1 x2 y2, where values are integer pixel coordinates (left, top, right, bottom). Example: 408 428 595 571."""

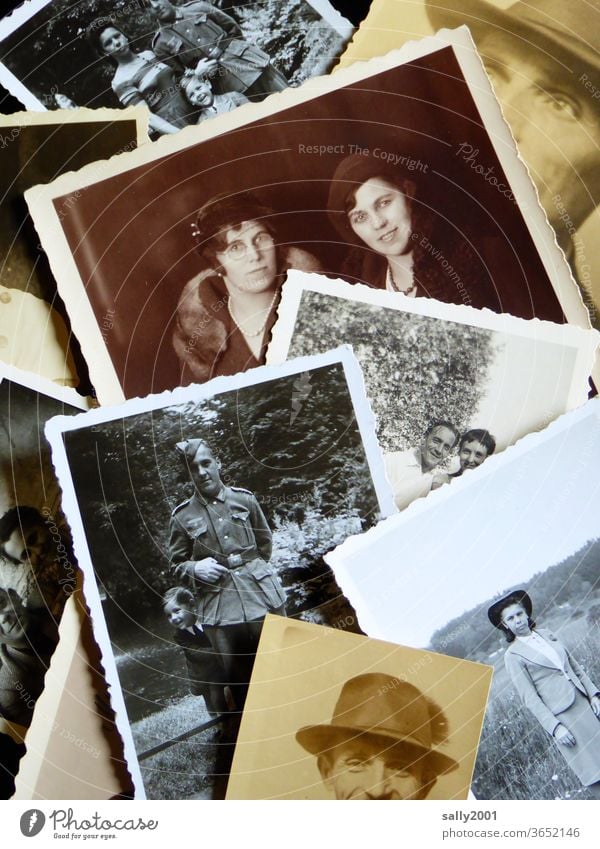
51 46 563 398
0 118 140 395
61 361 381 798
0 378 81 797
0 378 77 514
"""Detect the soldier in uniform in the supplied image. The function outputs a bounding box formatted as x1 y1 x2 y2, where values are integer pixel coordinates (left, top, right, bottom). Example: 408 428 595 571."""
146 0 288 102
168 438 286 709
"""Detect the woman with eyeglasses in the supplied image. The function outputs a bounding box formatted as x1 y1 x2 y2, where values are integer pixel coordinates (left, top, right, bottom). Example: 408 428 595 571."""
173 192 321 383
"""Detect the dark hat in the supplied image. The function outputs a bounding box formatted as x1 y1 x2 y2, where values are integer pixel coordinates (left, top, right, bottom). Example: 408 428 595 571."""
426 0 600 76
487 589 532 629
191 191 277 249
326 154 420 242
295 672 459 775
175 439 214 460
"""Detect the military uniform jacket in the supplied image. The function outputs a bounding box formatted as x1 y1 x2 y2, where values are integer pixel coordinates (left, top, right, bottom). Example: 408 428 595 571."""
152 2 270 94
168 486 286 626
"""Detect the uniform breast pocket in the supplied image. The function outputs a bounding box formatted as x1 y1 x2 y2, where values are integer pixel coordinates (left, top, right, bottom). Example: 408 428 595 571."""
188 518 210 556
248 559 287 609
230 510 254 546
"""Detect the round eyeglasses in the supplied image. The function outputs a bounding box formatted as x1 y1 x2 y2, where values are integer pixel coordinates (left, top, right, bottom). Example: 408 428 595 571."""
219 231 276 261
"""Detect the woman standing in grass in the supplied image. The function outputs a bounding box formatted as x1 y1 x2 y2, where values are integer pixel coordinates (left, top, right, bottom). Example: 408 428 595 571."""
488 590 600 798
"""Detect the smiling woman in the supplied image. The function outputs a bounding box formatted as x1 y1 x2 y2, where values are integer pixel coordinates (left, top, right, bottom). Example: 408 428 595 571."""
327 153 497 306
86 19 194 136
172 192 322 384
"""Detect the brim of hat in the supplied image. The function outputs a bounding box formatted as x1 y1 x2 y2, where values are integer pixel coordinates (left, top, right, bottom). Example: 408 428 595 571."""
426 0 600 74
488 590 532 627
296 724 459 776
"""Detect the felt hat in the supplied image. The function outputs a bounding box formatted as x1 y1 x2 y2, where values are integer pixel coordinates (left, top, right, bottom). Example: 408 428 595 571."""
326 154 421 242
295 673 459 775
487 589 533 629
426 0 600 76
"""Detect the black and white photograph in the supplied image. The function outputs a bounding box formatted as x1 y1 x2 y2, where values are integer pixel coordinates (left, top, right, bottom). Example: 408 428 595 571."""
0 0 351 136
268 271 598 511
327 398 600 799
25 27 589 404
226 615 492 799
0 107 145 395
0 364 86 799
45 348 394 799
339 0 600 331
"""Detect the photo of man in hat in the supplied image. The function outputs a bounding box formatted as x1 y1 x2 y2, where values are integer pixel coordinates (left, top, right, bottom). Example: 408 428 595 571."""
295 672 459 800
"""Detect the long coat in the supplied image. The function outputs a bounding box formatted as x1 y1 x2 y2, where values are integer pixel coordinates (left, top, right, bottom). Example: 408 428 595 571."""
505 628 600 786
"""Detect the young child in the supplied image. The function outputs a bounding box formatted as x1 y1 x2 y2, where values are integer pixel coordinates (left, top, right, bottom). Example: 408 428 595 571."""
162 586 231 716
180 71 249 123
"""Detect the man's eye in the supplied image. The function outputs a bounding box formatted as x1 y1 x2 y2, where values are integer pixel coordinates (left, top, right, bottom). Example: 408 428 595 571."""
346 758 366 770
542 91 580 120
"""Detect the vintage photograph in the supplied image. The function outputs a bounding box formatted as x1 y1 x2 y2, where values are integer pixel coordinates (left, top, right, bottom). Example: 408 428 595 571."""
327 398 600 799
12 585 130 800
0 365 86 799
45 348 393 799
25 27 587 404
0 0 351 136
269 271 598 510
0 107 145 395
338 0 600 330
226 615 492 799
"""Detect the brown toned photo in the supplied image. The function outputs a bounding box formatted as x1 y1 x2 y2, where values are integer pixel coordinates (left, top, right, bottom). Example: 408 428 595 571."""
26 28 587 404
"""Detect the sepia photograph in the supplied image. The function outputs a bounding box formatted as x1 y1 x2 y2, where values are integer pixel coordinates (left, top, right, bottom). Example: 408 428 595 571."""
327 398 600 799
338 0 600 331
45 348 393 799
0 364 87 799
0 0 351 136
269 271 598 510
226 615 492 799
0 108 146 394
25 27 588 404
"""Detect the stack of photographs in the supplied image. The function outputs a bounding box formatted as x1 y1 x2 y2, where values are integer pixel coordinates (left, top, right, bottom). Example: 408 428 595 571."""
0 0 598 806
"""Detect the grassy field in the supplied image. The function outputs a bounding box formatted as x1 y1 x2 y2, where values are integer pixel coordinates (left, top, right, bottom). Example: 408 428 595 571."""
472 618 600 800
132 694 232 799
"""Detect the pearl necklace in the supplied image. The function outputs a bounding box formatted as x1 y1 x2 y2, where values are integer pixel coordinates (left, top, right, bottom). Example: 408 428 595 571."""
228 292 278 338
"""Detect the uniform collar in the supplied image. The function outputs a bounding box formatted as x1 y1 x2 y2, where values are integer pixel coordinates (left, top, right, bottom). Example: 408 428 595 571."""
192 486 226 506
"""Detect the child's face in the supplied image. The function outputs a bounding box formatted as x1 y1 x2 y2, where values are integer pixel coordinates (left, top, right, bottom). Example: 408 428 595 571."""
164 599 196 630
186 77 214 108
